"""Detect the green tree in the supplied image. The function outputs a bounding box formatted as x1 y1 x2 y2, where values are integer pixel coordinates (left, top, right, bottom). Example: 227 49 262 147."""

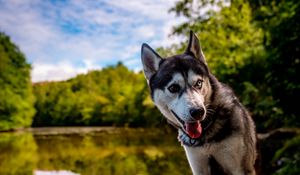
0 32 35 131
162 0 300 130
248 0 300 128
160 0 274 129
33 63 162 127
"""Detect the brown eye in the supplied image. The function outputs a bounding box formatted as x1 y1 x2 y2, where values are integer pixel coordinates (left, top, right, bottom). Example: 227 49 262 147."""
168 84 180 93
194 79 203 89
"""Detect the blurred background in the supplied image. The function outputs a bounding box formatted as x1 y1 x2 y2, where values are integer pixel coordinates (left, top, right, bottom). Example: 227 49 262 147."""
0 0 299 175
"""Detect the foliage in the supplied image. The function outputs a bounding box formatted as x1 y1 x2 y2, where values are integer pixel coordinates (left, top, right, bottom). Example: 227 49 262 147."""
248 0 300 128
163 0 299 130
273 136 300 175
0 33 35 130
160 0 273 130
33 63 163 127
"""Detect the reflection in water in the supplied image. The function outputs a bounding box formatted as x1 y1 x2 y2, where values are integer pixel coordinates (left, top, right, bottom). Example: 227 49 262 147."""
0 128 191 175
0 132 37 175
34 170 80 175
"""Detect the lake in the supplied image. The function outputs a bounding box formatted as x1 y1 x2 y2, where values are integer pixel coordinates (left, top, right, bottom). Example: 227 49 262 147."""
0 127 191 175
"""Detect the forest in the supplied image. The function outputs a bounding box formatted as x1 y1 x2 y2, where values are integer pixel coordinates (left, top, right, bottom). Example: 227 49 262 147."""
0 0 299 174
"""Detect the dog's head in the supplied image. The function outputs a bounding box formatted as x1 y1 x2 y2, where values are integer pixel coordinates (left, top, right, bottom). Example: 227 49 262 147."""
141 31 213 139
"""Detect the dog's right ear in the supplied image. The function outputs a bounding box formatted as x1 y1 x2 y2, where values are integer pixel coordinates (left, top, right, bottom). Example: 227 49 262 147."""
141 43 162 81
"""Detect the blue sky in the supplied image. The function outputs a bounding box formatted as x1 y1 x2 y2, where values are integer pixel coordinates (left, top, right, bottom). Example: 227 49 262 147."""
0 0 184 82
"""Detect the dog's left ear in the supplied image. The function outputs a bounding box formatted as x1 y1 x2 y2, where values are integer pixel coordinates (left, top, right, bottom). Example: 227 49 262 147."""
185 31 207 65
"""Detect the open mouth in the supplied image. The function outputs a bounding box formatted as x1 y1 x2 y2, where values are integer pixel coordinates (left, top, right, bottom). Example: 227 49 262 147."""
184 121 202 139
171 110 203 139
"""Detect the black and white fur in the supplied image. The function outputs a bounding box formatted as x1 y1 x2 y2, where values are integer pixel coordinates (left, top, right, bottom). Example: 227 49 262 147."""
141 31 257 175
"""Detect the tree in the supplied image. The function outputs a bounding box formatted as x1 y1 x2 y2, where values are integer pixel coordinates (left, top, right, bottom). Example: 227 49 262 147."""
32 63 162 127
248 0 300 128
0 32 35 130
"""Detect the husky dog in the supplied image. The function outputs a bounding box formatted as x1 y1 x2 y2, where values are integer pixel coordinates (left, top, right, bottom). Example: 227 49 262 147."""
141 31 257 175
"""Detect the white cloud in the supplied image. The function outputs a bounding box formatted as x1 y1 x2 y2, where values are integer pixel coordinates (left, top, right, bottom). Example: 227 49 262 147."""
106 0 175 19
0 0 185 82
31 62 86 82
134 25 156 39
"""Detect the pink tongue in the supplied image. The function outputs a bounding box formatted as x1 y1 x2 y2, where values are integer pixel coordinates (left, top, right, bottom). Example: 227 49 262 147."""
185 121 202 139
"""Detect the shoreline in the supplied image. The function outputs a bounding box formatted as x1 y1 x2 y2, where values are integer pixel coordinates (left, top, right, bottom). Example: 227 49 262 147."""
1 126 298 137
0 126 169 135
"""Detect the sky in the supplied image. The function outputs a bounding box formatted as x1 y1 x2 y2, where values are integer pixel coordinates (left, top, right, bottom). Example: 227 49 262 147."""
0 0 185 82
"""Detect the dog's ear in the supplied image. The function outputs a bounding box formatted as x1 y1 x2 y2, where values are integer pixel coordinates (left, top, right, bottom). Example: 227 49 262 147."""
141 43 163 81
185 31 207 65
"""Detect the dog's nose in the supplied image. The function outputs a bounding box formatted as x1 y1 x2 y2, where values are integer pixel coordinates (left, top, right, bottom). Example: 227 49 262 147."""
190 108 205 120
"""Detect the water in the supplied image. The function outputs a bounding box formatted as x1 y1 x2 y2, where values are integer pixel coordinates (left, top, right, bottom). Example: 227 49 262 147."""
0 127 191 175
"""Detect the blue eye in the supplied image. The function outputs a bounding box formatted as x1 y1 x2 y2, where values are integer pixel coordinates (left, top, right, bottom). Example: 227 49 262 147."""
168 84 180 93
